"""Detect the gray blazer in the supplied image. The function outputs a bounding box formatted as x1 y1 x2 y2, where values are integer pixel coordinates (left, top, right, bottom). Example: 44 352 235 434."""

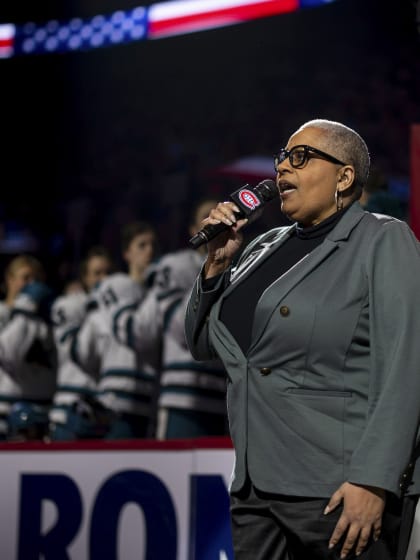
185 203 420 498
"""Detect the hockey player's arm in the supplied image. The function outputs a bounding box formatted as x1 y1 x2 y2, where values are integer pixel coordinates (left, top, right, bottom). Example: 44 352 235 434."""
0 283 53 373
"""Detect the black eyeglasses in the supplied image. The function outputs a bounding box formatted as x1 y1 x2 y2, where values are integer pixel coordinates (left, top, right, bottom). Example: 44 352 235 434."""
274 145 347 171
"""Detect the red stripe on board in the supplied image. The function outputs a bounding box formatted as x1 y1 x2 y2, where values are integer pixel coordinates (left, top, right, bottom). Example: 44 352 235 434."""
149 0 299 37
0 38 13 48
0 435 233 453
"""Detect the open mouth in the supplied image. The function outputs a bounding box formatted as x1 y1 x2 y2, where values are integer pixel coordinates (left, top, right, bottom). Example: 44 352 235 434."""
278 181 297 195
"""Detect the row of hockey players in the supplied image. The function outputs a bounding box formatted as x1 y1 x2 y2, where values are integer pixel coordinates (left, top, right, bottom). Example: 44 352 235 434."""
0 199 229 441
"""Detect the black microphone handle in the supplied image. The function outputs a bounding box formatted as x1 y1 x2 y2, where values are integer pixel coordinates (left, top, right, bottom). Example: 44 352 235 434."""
189 179 278 250
189 219 239 250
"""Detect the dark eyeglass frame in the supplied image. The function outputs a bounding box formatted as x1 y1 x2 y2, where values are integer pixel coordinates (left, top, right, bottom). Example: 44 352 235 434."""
274 144 347 171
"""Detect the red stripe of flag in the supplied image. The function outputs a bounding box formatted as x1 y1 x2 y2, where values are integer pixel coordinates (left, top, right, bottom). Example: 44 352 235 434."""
0 39 13 58
0 24 14 57
0 39 13 48
149 0 299 38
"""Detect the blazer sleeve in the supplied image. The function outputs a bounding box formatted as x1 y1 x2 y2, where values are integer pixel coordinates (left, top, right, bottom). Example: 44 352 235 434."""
185 269 229 362
348 220 420 495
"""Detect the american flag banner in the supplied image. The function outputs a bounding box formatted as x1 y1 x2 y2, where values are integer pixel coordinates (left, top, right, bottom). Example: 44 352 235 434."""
0 24 15 58
12 8 148 57
0 0 337 58
148 0 299 39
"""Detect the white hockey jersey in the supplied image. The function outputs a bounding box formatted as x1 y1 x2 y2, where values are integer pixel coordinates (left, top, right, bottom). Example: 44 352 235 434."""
0 302 12 435
0 293 56 418
159 290 227 414
112 250 228 418
73 273 160 421
49 291 99 426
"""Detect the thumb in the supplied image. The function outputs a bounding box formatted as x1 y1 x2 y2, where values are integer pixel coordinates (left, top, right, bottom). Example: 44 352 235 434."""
324 487 344 515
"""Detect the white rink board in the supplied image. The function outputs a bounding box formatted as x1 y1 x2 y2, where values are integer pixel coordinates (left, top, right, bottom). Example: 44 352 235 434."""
0 439 418 560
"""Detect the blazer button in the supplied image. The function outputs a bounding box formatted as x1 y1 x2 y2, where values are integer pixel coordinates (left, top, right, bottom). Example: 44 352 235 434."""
260 367 272 376
279 305 290 317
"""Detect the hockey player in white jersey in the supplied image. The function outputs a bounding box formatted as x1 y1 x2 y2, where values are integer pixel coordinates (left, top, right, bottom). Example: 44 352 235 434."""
47 246 114 440
0 256 53 439
79 273 160 437
154 251 228 439
0 254 46 330
0 280 56 440
73 222 158 439
112 200 229 439
49 291 112 439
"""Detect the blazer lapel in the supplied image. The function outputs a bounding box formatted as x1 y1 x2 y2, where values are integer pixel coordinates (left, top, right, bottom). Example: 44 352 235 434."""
209 227 295 360
248 203 367 351
228 226 295 289
209 202 367 358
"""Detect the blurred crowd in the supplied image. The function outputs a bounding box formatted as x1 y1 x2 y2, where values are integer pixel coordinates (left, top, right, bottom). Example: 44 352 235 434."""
0 199 230 443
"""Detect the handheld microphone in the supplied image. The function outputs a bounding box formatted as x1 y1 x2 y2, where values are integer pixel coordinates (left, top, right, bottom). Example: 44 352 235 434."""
189 179 278 250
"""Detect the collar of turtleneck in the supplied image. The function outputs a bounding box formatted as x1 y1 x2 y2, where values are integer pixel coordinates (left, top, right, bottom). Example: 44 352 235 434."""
295 203 353 240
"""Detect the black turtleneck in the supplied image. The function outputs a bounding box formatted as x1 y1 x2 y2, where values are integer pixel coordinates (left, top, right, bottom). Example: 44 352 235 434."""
219 205 351 353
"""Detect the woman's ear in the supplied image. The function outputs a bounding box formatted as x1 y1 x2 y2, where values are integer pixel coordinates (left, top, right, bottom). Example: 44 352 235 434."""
337 165 355 191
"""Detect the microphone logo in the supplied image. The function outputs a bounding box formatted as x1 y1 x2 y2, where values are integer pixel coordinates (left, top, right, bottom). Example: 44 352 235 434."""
188 179 277 250
238 189 261 210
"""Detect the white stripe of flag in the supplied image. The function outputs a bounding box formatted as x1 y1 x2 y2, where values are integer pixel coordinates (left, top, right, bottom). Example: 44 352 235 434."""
148 0 298 38
0 24 15 58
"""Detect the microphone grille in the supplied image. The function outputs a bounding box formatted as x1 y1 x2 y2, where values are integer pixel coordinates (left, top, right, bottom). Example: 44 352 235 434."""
255 179 278 201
